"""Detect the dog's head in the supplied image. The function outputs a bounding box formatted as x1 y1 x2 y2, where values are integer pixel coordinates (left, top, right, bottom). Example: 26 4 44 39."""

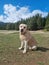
19 24 27 34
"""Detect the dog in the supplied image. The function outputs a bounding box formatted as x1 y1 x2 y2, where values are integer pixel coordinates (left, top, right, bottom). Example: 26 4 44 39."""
19 24 37 53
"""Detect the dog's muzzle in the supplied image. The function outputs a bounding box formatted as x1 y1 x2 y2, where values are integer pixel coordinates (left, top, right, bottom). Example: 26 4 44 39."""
21 29 23 32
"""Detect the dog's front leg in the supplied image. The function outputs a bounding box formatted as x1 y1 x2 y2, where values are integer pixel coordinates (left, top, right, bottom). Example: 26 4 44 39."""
23 40 27 53
19 41 24 50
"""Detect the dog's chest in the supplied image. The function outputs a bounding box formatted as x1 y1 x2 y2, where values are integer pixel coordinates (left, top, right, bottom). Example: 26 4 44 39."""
20 35 26 40
20 32 31 41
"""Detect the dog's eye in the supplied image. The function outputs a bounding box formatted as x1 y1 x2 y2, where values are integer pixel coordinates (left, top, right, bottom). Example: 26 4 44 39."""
24 27 25 28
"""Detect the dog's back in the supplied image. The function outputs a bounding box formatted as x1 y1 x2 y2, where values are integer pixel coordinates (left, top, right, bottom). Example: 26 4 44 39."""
25 31 37 47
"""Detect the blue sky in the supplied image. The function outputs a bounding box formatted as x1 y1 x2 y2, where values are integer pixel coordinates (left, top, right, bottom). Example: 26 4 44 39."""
0 0 49 22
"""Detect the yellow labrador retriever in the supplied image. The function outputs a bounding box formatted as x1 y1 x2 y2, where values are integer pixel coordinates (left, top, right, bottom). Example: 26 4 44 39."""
19 24 37 53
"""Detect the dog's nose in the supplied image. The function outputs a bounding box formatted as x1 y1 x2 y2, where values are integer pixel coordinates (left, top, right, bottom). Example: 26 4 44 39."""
21 29 23 32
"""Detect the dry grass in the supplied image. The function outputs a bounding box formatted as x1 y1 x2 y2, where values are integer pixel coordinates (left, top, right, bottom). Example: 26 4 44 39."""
0 30 49 65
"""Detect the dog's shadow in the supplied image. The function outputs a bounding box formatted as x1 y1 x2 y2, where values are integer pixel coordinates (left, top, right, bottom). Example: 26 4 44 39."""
36 47 49 52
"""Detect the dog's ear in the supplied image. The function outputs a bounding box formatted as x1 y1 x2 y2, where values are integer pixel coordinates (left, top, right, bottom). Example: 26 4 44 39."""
27 25 30 30
26 25 28 30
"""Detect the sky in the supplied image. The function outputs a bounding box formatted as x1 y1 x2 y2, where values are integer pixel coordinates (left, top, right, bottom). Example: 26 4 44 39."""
0 0 49 23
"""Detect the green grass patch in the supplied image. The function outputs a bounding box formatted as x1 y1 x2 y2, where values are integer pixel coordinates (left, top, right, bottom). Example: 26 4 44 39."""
0 31 49 65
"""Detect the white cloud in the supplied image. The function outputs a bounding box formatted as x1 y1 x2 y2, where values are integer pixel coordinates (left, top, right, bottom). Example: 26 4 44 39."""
32 10 48 17
0 4 48 23
0 15 4 21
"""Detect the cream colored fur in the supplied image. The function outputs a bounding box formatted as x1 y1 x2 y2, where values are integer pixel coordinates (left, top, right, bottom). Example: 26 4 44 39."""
19 24 37 53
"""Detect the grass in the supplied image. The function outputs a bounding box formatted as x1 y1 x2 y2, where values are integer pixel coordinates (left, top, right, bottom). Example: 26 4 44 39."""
0 31 49 65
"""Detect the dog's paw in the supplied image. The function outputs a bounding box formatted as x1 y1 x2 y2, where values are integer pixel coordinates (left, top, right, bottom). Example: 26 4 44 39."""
23 50 26 53
29 47 32 50
32 46 37 50
18 47 22 50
